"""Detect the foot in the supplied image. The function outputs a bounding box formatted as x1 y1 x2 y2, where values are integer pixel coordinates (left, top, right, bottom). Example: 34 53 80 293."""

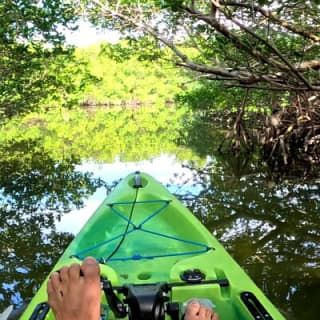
184 301 219 320
47 257 101 320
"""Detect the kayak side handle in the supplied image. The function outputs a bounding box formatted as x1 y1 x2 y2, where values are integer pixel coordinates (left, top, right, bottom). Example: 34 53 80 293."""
29 302 50 320
240 292 273 320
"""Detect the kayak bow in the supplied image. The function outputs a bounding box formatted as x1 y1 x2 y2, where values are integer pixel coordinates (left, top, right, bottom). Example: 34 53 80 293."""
21 172 285 320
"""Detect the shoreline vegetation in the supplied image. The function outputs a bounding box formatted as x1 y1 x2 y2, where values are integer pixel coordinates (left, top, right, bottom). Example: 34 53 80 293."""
0 104 199 164
79 99 174 107
74 41 320 178
76 0 320 179
1 3 319 319
1 2 320 179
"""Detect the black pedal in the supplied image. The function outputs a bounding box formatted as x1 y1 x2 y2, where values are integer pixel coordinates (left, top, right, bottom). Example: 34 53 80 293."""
166 302 180 320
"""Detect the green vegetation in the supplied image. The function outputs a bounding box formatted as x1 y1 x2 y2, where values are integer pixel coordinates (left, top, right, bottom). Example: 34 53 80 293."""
1 1 319 173
76 42 186 105
84 0 320 92
0 0 85 119
0 105 200 163
82 0 320 174
0 102 204 312
0 134 102 311
1 2 318 318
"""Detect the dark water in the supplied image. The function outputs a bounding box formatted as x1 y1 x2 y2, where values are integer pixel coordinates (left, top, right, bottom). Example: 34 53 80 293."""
0 107 319 319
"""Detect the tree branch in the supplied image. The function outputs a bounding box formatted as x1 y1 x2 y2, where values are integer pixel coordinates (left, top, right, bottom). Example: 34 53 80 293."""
89 0 320 92
295 60 320 71
181 5 290 72
211 1 314 90
222 1 320 42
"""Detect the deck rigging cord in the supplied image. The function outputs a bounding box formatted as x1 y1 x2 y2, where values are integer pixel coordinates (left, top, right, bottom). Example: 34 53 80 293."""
72 172 213 262
104 185 139 262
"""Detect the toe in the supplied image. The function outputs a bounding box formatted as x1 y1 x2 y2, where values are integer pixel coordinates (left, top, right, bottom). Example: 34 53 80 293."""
69 263 81 281
198 305 207 318
81 257 100 282
185 301 201 319
60 266 69 282
47 277 62 308
59 266 71 295
47 278 54 295
198 306 215 320
49 272 62 292
205 308 212 319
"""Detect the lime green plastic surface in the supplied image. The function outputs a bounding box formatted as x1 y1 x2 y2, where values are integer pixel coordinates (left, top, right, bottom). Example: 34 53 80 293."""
21 172 285 319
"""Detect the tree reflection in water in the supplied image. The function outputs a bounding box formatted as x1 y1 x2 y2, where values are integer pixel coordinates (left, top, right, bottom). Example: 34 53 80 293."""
0 135 319 319
0 138 104 311
176 160 320 320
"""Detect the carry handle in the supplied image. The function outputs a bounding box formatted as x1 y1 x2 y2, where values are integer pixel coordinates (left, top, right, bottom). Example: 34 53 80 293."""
29 302 50 320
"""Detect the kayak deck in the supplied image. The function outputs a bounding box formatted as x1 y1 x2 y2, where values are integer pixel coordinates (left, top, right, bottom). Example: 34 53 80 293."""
72 198 213 285
21 172 285 320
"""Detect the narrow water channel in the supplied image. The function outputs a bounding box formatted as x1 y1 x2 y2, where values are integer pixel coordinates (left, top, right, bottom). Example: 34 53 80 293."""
0 106 319 319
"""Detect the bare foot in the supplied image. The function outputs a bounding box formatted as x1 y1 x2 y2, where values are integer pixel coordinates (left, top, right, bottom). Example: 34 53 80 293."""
184 301 219 320
47 257 101 320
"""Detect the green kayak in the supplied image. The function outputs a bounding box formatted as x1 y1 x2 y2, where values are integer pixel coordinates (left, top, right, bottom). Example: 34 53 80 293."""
22 172 285 320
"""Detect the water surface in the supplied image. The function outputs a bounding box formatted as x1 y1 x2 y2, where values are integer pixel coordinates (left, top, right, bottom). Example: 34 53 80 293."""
0 106 319 319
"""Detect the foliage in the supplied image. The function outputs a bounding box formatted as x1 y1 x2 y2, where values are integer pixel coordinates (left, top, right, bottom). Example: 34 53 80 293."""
81 0 320 171
99 36 164 62
0 138 104 217
0 105 200 163
0 217 74 310
76 42 186 105
0 45 92 118
0 0 87 119
0 135 104 310
83 0 320 92
0 0 77 44
177 82 248 113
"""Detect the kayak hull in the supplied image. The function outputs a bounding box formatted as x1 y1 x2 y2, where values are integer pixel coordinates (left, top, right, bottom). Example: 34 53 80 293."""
21 172 285 319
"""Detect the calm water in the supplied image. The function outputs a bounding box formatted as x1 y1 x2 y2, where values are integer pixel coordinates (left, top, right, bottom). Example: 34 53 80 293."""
0 106 319 319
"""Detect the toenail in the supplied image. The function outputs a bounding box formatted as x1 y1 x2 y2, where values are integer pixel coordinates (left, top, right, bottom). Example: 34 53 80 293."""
85 257 97 264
